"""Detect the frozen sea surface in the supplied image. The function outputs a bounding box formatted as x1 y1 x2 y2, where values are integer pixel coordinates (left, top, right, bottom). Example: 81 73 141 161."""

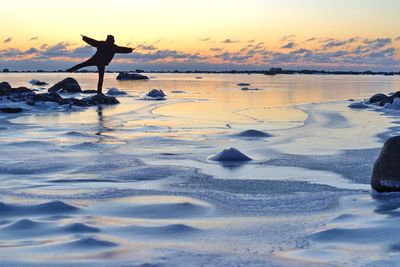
0 73 400 266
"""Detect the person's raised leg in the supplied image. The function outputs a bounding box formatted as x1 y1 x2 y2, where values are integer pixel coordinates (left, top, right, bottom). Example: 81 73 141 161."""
67 59 95 72
97 65 105 94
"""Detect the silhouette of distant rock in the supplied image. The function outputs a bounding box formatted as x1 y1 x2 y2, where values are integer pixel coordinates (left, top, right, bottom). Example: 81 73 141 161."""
0 107 23 113
29 79 48 86
116 72 149 80
372 136 400 192
235 129 272 138
210 148 252 162
48 77 82 93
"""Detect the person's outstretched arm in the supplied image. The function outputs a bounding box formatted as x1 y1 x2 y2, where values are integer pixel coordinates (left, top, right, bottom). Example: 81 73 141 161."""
114 46 134 54
82 35 101 47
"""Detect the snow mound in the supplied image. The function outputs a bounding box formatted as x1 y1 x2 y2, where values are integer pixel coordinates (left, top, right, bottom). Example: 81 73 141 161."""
384 98 400 110
210 147 252 162
235 129 272 138
348 102 369 109
106 87 127 96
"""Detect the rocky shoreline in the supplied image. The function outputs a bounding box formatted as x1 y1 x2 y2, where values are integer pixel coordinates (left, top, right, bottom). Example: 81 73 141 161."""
0 78 119 113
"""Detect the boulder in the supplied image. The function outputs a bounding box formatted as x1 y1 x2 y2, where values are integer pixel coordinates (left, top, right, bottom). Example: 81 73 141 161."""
0 82 11 96
30 92 65 104
116 72 149 80
379 92 400 106
369 93 388 104
10 87 33 95
146 89 166 99
84 94 119 105
48 77 82 93
0 107 23 113
371 136 400 192
0 82 11 90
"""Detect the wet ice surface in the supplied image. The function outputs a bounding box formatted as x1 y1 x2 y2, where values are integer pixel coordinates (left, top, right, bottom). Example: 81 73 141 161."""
1 73 400 265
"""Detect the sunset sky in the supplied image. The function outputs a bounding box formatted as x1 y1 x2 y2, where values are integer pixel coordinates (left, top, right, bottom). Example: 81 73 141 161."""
1 0 400 71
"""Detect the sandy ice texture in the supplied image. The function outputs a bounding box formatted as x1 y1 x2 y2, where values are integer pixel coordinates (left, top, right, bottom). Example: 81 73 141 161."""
0 73 400 266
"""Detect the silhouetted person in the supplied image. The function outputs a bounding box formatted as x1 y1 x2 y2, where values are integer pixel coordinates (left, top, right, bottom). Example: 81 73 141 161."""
67 35 134 94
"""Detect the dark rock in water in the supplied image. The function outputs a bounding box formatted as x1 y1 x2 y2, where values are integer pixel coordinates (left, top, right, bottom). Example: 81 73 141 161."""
48 77 82 93
379 91 400 106
10 87 33 95
84 94 119 105
29 79 48 86
235 129 272 138
116 72 149 80
0 82 12 96
210 147 252 162
81 90 98 94
0 107 23 113
371 136 400 192
146 89 166 99
0 81 11 90
369 93 388 104
241 87 262 91
64 97 89 107
31 92 64 104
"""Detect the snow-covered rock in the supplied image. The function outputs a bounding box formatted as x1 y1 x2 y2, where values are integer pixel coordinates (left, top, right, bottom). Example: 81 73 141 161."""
145 89 166 100
106 88 127 96
348 102 369 109
384 98 400 110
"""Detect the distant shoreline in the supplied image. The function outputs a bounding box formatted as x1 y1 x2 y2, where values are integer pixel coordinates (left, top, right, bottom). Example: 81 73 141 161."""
1 68 399 76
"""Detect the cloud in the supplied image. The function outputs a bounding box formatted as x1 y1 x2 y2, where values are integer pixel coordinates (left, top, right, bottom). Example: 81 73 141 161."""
0 35 399 71
4 38 12 43
305 37 316 42
30 36 39 41
323 37 359 49
222 38 240 44
363 38 392 49
280 34 296 41
281 42 297 49
199 38 210 42
137 44 158 51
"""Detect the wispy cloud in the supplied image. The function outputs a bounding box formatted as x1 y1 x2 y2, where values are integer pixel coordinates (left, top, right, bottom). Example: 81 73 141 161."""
222 38 240 44
280 34 296 42
281 42 297 49
4 37 12 43
30 36 39 41
199 38 211 42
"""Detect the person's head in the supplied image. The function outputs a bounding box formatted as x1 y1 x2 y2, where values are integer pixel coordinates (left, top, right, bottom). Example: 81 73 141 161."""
106 35 115 44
